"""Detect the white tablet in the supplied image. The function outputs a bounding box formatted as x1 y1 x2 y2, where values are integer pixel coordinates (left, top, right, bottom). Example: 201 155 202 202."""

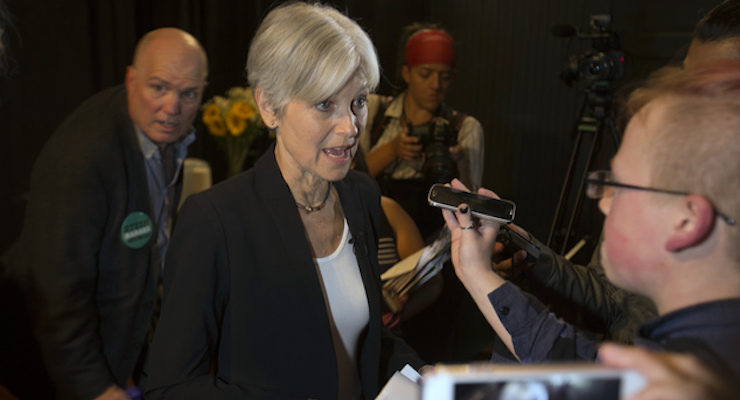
421 362 646 400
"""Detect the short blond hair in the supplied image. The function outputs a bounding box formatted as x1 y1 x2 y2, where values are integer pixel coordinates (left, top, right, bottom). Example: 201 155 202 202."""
626 61 740 259
246 2 379 115
624 61 740 118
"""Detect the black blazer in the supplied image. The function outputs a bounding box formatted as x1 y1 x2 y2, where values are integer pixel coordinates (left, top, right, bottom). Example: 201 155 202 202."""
145 144 424 399
8 86 164 399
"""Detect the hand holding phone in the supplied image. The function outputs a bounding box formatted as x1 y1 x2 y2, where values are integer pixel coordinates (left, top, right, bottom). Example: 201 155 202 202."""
427 184 516 224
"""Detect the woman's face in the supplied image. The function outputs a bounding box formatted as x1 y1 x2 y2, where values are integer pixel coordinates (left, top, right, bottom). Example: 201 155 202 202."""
273 71 370 183
402 62 454 113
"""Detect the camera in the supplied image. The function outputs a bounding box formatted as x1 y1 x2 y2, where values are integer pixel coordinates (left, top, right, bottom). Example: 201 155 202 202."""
408 119 458 183
555 15 627 87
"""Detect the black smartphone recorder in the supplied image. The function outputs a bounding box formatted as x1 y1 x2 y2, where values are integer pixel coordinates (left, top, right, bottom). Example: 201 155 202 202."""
427 184 516 224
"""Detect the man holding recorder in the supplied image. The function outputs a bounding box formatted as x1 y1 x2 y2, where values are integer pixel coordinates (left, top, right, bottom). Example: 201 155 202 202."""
438 60 740 396
490 0 740 347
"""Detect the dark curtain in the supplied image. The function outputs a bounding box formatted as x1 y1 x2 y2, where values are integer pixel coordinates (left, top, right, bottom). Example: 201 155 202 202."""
0 0 720 269
0 0 425 256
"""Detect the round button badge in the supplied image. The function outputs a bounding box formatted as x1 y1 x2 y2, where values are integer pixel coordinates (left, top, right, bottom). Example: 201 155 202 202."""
121 212 154 249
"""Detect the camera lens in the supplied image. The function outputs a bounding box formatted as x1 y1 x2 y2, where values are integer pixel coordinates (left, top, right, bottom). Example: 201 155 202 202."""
408 121 458 183
424 141 456 183
586 56 612 79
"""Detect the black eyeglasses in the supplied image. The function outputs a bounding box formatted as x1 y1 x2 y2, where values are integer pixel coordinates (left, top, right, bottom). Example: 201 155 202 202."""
585 170 736 226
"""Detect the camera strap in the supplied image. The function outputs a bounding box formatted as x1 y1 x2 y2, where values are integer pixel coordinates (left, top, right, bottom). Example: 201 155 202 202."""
370 96 393 148
439 104 468 146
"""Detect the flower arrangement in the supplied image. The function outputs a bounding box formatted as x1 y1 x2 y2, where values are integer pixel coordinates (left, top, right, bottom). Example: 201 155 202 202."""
201 86 266 177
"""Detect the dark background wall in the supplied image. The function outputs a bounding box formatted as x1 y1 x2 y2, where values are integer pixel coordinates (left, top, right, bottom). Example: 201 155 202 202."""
0 0 721 262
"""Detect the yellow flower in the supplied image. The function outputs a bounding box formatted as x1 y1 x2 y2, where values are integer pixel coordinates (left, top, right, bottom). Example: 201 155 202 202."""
229 100 255 120
206 118 227 137
200 86 269 176
226 113 247 136
202 103 222 125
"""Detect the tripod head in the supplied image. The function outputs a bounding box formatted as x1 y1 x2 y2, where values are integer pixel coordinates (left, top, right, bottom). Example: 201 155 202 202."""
583 81 615 120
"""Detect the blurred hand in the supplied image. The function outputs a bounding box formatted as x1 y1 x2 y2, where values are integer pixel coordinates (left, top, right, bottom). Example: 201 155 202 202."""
598 343 734 400
492 247 528 279
393 127 423 161
93 385 131 400
492 223 532 279
448 144 464 162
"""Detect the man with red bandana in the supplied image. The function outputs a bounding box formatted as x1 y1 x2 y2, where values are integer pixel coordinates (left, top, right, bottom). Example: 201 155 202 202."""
5 28 208 400
360 23 484 241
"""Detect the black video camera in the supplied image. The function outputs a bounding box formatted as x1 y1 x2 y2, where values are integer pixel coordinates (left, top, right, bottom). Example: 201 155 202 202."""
408 119 458 184
554 15 627 87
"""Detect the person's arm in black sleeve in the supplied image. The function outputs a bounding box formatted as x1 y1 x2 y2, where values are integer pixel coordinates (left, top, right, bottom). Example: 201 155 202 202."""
144 196 245 399
20 157 120 399
496 232 657 342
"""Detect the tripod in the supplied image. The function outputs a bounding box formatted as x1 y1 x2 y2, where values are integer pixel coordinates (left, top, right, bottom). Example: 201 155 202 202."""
547 81 620 257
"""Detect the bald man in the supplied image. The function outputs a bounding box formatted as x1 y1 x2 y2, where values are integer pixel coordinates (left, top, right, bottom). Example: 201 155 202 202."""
5 28 208 400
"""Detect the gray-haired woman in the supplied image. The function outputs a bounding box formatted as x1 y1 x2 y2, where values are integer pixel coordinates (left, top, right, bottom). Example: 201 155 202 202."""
145 3 425 399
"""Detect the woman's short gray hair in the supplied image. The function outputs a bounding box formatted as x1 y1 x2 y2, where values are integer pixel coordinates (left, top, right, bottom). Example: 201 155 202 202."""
246 2 380 115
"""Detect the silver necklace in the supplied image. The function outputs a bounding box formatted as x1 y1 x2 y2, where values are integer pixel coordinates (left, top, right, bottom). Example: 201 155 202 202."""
296 183 333 212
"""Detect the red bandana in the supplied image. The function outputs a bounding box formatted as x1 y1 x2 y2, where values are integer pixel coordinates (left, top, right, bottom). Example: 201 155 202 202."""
405 29 456 68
